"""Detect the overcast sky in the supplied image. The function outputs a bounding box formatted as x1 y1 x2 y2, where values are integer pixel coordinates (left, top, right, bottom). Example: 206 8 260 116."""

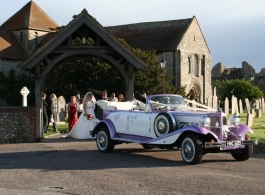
1 0 265 72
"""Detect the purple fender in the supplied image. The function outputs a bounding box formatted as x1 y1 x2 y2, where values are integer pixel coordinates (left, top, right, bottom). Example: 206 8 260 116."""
228 124 253 140
142 125 219 144
92 119 117 138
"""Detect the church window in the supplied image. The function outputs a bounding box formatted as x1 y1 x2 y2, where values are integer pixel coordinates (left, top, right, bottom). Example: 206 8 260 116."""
34 32 38 44
194 35 196 41
191 54 199 77
20 31 23 43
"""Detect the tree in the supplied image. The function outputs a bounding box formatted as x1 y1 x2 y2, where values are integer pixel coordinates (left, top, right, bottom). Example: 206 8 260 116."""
0 71 35 106
118 39 187 99
213 79 263 105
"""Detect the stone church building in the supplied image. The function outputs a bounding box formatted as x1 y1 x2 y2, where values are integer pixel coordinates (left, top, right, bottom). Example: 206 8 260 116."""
0 1 212 105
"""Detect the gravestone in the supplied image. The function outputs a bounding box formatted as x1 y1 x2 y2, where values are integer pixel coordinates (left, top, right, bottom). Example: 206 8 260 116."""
256 109 262 118
250 109 255 114
234 96 239 114
224 97 229 115
57 96 66 122
192 100 196 108
212 87 218 110
239 99 243 114
245 98 250 113
246 113 254 127
261 97 265 112
20 86 30 107
231 95 235 114
255 99 259 109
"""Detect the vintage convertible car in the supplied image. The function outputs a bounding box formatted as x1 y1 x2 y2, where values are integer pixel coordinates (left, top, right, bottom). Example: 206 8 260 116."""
91 94 258 165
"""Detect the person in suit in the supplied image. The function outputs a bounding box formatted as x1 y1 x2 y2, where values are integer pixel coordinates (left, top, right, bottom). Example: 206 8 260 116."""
101 89 110 100
140 92 147 103
46 93 59 132
42 93 48 133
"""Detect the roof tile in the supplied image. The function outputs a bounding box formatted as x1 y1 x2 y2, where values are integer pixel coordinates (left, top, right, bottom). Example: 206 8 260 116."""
105 18 192 51
0 1 58 31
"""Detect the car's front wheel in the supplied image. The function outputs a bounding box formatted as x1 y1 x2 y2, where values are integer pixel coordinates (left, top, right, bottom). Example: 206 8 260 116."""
230 145 253 161
96 128 115 153
181 134 204 165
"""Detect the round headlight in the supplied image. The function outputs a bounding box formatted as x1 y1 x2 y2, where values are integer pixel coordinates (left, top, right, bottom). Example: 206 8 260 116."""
228 115 240 126
199 115 211 127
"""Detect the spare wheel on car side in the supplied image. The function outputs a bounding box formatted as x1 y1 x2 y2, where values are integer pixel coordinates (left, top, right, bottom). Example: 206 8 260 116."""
154 113 175 137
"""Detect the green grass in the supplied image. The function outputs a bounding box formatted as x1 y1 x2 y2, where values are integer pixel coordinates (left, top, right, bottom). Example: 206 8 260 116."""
44 123 68 137
44 112 265 142
227 112 265 142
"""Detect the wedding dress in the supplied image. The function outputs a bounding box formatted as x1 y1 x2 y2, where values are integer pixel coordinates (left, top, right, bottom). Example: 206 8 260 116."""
64 92 96 139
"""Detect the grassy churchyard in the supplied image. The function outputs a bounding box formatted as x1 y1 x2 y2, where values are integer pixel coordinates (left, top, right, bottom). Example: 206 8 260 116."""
44 112 265 142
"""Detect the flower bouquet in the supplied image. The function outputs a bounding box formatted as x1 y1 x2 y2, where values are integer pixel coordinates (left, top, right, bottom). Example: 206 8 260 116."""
84 114 94 120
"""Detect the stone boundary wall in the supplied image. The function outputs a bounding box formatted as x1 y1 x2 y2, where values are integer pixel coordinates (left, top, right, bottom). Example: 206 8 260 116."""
0 106 36 143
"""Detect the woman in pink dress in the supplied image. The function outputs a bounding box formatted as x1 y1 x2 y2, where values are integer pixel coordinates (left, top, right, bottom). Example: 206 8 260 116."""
67 96 78 131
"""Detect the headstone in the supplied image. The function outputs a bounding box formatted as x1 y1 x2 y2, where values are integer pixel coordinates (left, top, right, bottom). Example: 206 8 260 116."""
246 113 254 127
231 95 235 114
261 97 265 112
20 86 30 107
192 100 196 108
259 99 262 110
234 96 239 114
224 97 229 115
256 109 262 118
212 87 218 110
250 109 255 115
245 98 250 113
239 99 243 114
255 99 259 109
57 96 66 122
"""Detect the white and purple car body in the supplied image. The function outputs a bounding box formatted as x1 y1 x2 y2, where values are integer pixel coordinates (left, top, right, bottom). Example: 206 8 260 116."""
91 94 258 164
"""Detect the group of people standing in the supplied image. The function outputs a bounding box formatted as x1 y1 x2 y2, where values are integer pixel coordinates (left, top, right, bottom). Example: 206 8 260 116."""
42 93 59 133
42 89 127 139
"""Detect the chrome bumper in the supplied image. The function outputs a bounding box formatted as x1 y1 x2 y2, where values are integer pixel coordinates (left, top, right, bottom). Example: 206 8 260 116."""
205 139 258 149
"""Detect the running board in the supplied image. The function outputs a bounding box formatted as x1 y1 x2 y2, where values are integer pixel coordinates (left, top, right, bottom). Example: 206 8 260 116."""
112 137 144 143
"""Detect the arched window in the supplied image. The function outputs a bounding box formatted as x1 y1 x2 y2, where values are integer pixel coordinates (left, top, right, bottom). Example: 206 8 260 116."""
20 31 23 43
191 54 199 77
34 32 38 44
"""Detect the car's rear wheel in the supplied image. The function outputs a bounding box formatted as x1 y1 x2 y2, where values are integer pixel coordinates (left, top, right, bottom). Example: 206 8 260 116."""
96 128 115 153
154 113 174 137
181 134 204 165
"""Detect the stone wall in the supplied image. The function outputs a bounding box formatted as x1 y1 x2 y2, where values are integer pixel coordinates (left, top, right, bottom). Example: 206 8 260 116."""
212 61 265 95
0 106 37 143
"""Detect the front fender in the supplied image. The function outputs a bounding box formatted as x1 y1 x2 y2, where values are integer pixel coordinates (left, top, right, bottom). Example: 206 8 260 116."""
92 119 117 138
142 125 218 145
228 124 254 135
176 125 219 139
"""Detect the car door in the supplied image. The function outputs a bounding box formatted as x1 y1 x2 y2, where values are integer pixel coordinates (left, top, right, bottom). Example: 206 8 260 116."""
128 111 151 136
109 111 130 133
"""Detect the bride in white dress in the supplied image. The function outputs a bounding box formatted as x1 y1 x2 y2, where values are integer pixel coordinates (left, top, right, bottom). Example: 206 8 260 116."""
64 92 96 139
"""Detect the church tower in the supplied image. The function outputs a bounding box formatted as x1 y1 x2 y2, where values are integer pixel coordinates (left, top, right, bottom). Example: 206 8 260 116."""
0 1 58 56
